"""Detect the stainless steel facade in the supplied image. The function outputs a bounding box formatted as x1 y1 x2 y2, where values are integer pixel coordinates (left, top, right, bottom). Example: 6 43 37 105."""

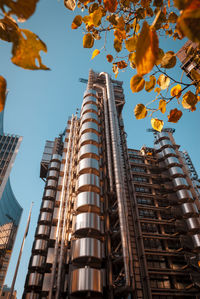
23 70 200 298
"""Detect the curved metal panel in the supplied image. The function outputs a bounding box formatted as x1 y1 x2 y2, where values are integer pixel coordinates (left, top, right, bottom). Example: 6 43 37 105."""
176 189 193 202
79 144 99 160
28 273 43 286
77 174 100 193
192 234 200 251
80 121 99 135
159 138 172 148
57 176 64 190
39 212 52 223
53 207 59 221
75 191 100 213
48 170 59 179
165 156 181 167
71 237 102 262
79 132 99 147
81 103 98 115
82 95 97 107
45 179 57 189
172 177 188 189
50 226 56 240
78 158 99 176
51 154 61 162
41 200 54 211
161 147 176 157
156 132 170 140
49 161 60 170
84 89 97 98
81 112 99 125
24 293 40 299
181 203 199 218
73 212 101 235
36 225 50 237
70 268 102 294
43 189 56 199
31 255 45 268
186 217 200 233
169 166 184 178
34 239 48 251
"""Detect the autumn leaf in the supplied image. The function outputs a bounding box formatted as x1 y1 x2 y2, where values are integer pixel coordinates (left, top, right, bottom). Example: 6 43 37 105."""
134 104 147 119
0 0 39 21
115 16 125 30
160 51 176 68
106 54 113 62
135 21 159 75
11 29 49 70
182 90 198 110
130 74 145 93
83 7 103 27
0 16 19 43
170 84 182 99
64 0 76 11
156 48 164 65
0 76 7 112
145 75 156 92
71 15 82 29
157 74 170 89
151 118 164 132
154 87 161 94
190 69 200 84
132 18 140 33
117 60 128 69
168 12 178 23
83 33 94 48
104 0 118 13
114 38 122 52
114 29 126 41
125 36 137 52
168 108 183 123
91 49 100 59
112 64 119 78
159 99 166 114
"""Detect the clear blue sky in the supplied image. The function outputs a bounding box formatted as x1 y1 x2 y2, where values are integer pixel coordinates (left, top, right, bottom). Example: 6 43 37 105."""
1 1 200 297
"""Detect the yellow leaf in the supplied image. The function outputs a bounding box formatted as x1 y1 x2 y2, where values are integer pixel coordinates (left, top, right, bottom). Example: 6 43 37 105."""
160 51 176 68
83 7 103 27
71 15 82 29
115 16 125 30
83 33 94 48
64 0 76 11
170 84 182 98
168 108 182 123
106 54 113 62
145 75 156 92
125 36 137 52
157 74 170 89
11 29 49 70
129 52 136 62
154 87 161 93
114 38 122 52
135 21 159 75
190 69 200 83
0 0 39 21
104 0 118 12
151 118 164 132
132 18 140 32
182 90 198 110
130 74 145 93
159 99 166 114
114 29 126 41
0 76 7 112
91 49 100 59
134 104 147 119
117 60 128 69
112 64 119 78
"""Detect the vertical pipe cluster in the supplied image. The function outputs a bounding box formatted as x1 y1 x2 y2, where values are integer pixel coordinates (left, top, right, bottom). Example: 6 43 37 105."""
155 132 200 252
70 88 103 295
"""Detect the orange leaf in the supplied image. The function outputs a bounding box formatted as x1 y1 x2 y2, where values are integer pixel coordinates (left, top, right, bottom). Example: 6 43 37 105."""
135 21 159 75
106 54 113 62
130 74 145 93
0 0 39 21
104 0 118 12
170 84 182 99
91 49 100 59
159 99 166 114
168 108 183 123
117 60 128 69
134 104 147 119
151 118 164 132
0 76 7 112
71 15 82 29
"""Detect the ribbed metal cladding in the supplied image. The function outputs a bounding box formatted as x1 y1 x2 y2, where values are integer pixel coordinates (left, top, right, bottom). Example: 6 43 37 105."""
46 248 55 264
80 121 99 135
169 166 184 178
45 179 57 189
79 132 99 147
81 112 99 125
31 255 45 268
84 89 97 98
28 273 43 286
39 212 52 223
51 154 62 162
161 147 176 157
70 268 102 294
43 189 56 199
176 189 193 202
186 217 200 233
78 144 99 160
36 225 50 237
165 156 181 167
49 161 60 170
77 173 100 193
75 191 100 213
81 103 98 115
158 138 173 148
71 237 102 262
73 212 101 235
47 170 59 179
78 158 99 176
192 234 200 251
34 239 48 252
172 177 189 189
82 95 97 107
41 199 54 211
24 293 40 299
181 203 199 218
156 132 170 140
50 226 56 240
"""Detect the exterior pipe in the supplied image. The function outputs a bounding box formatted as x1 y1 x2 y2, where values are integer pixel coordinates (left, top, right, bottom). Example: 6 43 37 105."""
55 117 78 299
49 116 75 299
93 83 114 193
99 72 133 288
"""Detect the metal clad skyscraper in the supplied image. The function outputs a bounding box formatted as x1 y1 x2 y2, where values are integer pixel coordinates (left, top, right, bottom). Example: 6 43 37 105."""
23 70 200 298
0 110 23 294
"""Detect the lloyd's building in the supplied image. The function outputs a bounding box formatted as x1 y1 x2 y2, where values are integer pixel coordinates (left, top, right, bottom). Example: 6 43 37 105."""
23 70 200 299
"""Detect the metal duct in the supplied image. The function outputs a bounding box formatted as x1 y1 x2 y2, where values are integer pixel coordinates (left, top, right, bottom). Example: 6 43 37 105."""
165 156 181 167
45 179 57 189
49 226 56 240
49 161 60 170
81 112 99 125
172 177 189 189
36 225 50 237
73 212 101 236
41 200 54 211
80 121 99 135
31 255 45 268
24 293 40 299
84 89 97 98
46 248 55 264
186 217 200 233
75 191 100 213
169 166 184 178
181 203 199 218
82 95 97 107
78 158 99 176
70 268 102 294
34 239 48 252
156 132 170 141
81 103 98 115
192 234 200 251
51 154 61 162
77 173 100 193
176 189 193 202
159 139 173 148
79 132 99 147
47 170 59 179
161 147 176 157
78 144 99 161
39 212 52 224
43 189 56 199
28 273 43 287
71 237 102 263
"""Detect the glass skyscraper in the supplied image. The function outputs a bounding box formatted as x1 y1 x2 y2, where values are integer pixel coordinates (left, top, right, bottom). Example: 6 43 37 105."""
23 70 200 298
